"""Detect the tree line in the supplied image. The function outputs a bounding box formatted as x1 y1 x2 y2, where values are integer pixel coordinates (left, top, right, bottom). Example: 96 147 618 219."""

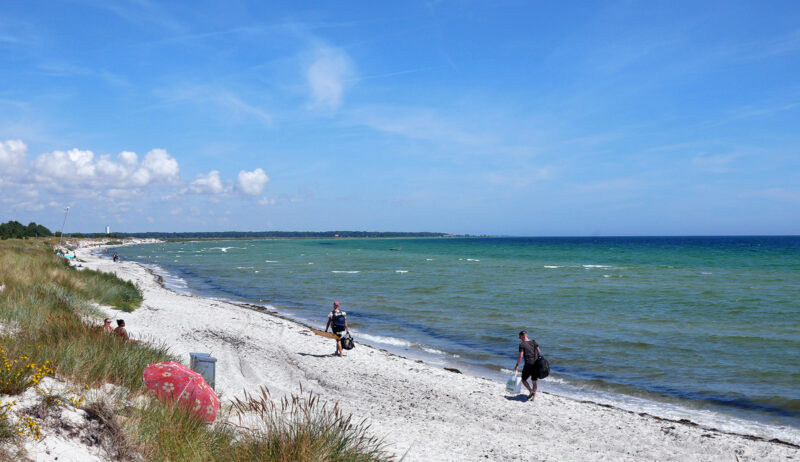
0 221 53 239
110 231 450 239
0 221 454 240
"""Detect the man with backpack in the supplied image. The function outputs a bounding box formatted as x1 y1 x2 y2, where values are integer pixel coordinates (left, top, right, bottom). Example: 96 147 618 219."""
324 301 350 357
513 330 541 402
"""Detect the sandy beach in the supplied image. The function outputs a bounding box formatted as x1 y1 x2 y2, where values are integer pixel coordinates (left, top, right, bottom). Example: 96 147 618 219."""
75 243 799 461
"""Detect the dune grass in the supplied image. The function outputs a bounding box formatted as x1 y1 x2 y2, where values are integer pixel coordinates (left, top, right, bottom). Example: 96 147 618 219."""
0 239 392 461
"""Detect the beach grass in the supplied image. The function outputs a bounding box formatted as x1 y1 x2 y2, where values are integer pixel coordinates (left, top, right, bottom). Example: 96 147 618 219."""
0 238 392 461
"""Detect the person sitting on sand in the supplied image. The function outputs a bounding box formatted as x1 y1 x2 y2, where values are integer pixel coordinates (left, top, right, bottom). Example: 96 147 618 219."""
102 318 113 333
513 330 541 402
324 301 349 357
113 319 131 342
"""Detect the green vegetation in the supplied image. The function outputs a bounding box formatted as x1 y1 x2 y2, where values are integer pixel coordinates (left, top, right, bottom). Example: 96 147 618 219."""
0 239 391 461
0 221 52 240
228 387 389 461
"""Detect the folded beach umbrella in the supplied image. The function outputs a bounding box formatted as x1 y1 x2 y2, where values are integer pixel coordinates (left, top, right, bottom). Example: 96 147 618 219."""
143 361 220 422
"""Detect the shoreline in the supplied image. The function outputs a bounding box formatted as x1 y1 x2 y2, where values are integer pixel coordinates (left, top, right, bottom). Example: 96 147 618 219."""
76 241 800 460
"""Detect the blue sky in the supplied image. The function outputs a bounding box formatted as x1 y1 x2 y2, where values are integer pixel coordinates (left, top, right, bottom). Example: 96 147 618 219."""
1 1 799 235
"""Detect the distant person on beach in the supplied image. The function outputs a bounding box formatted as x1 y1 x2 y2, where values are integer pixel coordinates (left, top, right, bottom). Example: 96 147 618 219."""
113 252 119 262
102 318 113 333
324 301 349 357
113 319 131 342
513 330 541 402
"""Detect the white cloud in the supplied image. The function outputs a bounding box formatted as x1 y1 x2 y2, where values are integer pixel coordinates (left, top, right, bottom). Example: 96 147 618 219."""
1 139 270 216
258 197 276 205
142 148 179 180
744 188 800 203
237 168 269 195
30 146 180 191
307 46 353 110
0 139 27 171
33 148 97 182
488 169 551 188
190 170 227 194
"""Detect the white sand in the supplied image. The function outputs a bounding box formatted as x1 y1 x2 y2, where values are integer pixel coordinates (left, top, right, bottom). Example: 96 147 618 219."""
75 243 799 461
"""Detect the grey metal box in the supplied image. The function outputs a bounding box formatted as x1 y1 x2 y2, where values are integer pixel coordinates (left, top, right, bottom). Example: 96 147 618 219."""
189 352 217 390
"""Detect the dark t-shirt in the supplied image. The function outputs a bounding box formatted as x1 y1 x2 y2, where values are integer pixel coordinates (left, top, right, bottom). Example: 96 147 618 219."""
519 340 539 365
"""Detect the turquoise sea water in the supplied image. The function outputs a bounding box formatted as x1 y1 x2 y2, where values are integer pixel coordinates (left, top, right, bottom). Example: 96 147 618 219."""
113 237 800 436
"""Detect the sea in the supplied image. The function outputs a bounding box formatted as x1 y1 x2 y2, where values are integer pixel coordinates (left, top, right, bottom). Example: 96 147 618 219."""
111 236 800 443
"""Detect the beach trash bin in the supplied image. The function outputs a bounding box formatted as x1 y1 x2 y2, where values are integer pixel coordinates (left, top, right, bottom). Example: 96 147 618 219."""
189 352 217 390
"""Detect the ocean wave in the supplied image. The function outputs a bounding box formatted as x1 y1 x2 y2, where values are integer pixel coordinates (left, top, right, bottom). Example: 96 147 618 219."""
357 333 412 348
426 258 434 261
331 270 360 274
421 346 452 356
142 264 190 293
235 266 254 269
208 247 241 252
395 270 409 273
543 265 562 269
466 258 480 262
583 264 611 268
264 260 279 263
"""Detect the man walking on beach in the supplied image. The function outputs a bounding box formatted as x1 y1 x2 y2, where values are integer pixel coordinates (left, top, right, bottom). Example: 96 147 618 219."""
324 301 349 357
514 330 541 402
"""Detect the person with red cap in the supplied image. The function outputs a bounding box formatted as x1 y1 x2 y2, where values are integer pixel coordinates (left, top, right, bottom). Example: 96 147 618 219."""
324 301 349 357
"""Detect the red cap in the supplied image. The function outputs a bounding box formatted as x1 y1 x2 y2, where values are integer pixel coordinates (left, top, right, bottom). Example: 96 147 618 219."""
333 301 340 307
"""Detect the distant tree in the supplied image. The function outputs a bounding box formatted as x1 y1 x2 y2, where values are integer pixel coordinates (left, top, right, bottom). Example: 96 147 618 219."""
0 220 53 239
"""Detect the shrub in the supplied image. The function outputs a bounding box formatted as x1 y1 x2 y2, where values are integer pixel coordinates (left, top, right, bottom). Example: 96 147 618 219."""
0 345 52 395
228 387 392 462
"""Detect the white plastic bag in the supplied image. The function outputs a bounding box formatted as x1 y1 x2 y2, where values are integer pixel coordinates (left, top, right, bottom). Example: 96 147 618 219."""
505 371 521 393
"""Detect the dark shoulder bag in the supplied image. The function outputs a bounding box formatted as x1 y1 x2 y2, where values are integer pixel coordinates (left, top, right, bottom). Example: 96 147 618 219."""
534 343 550 379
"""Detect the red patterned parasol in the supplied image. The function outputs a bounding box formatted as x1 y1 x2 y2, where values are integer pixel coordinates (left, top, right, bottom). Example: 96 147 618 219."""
143 361 220 422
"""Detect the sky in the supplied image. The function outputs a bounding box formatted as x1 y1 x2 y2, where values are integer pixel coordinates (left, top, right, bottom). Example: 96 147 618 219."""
1 1 799 235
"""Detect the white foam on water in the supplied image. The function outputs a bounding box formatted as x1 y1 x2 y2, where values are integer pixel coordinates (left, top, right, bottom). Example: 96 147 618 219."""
357 333 413 348
209 246 242 253
254 270 260 273
543 265 562 269
603 274 611 278
701 272 713 275
308 262 314 265
142 264 191 294
331 270 360 274
264 260 279 263
466 258 480 262
395 270 409 273
235 266 253 269
583 264 611 268
426 258 434 261
421 346 450 356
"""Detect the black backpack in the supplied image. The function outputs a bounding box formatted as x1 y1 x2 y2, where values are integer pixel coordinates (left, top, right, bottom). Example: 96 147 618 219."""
534 354 550 379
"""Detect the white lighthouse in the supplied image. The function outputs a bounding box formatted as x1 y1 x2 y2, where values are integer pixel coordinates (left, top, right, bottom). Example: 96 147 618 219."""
106 226 110 235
